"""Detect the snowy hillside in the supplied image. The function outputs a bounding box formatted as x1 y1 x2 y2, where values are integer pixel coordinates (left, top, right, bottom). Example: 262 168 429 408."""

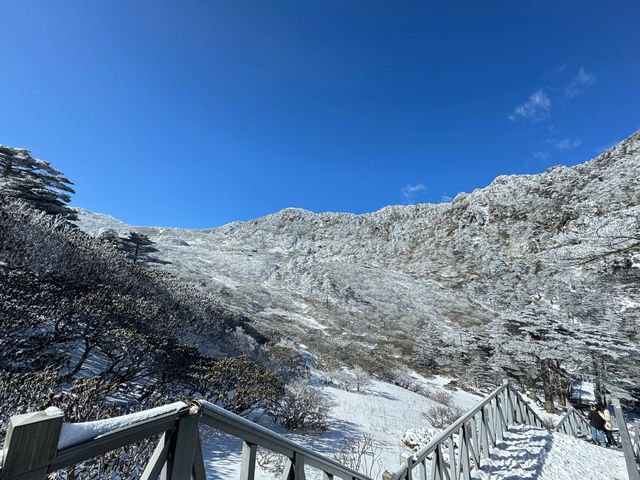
76 131 640 397
200 374 482 480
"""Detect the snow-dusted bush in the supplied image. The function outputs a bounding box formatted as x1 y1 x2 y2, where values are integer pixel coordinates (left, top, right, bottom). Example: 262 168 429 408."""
330 367 372 392
190 357 283 414
428 389 453 406
424 404 465 429
333 432 383 477
256 448 287 477
274 383 331 431
402 426 443 451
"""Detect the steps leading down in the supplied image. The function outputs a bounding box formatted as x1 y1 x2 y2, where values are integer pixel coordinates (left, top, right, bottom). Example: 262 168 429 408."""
473 425 627 480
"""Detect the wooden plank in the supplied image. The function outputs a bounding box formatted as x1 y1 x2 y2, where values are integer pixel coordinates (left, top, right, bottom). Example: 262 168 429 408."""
611 398 640 480
192 434 207 480
280 453 307 480
481 406 495 446
0 408 63 480
447 436 456 480
400 452 413 480
282 458 295 480
438 447 451 480
417 460 427 480
494 396 507 439
240 442 257 480
170 410 201 480
459 428 471 480
140 432 172 480
469 416 480 467
429 451 437 480
479 409 489 457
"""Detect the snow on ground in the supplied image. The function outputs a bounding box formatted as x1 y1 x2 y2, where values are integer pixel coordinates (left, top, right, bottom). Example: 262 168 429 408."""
517 391 564 427
473 425 627 480
201 374 482 480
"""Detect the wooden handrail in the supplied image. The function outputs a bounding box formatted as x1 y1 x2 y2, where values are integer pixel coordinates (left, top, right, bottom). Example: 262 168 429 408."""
199 400 374 480
555 402 590 437
382 381 545 480
0 380 600 480
611 398 640 480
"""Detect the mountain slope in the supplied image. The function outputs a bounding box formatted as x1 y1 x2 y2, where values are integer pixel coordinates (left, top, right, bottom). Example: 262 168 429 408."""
76 131 640 397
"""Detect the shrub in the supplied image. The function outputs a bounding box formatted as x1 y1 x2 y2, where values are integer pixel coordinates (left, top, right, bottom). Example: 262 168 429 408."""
275 383 331 431
424 404 465 429
333 433 383 477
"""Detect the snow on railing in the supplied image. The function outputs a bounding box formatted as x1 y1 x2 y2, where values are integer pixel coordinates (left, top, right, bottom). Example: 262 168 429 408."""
382 380 544 480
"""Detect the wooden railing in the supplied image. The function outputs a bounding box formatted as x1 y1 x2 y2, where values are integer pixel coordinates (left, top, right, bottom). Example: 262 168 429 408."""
633 424 640 467
554 402 590 438
5 380 608 480
0 399 375 480
611 398 640 480
554 396 640 480
198 400 374 480
381 380 544 480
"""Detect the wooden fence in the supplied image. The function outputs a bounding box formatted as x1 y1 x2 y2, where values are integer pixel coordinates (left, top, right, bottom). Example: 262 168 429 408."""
554 396 640 480
554 402 590 437
0 399 375 480
3 379 636 480
381 380 544 480
611 398 640 480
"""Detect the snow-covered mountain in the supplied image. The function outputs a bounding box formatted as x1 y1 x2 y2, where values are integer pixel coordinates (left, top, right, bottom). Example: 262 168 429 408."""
76 131 640 394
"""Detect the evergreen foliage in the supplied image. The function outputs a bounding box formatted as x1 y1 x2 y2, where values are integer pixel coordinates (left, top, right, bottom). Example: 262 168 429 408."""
0 145 76 220
0 197 293 477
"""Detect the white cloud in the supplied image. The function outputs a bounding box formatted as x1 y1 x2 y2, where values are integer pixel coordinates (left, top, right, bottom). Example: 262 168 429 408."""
509 90 551 122
440 194 453 203
555 138 582 151
533 151 550 161
401 184 426 203
565 68 594 98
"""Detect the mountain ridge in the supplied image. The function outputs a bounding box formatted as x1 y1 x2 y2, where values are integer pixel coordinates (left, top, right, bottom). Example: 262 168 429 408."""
76 130 640 398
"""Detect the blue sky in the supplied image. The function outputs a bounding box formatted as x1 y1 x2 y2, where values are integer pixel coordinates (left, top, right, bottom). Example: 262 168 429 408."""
1 1 638 228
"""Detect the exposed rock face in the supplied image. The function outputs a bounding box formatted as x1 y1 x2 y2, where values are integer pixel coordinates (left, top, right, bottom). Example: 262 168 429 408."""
77 131 640 392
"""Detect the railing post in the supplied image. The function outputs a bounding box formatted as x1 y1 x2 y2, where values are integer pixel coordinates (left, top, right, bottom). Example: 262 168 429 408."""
0 407 64 480
400 452 413 480
611 398 640 480
282 452 306 480
240 442 257 480
169 405 201 480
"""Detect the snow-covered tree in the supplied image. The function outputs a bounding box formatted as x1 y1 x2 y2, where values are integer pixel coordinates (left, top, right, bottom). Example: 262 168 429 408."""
0 145 76 220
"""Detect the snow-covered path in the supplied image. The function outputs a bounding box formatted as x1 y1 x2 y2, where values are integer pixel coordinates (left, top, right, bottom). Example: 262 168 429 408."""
474 425 627 480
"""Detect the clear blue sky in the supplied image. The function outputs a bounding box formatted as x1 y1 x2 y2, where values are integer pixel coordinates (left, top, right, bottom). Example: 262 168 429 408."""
1 1 638 228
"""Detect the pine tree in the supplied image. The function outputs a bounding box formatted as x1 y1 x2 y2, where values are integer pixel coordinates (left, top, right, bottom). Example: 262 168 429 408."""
0 145 76 220
117 232 165 265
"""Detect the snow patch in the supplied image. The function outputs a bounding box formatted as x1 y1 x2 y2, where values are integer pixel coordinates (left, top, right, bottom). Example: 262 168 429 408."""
473 425 627 480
